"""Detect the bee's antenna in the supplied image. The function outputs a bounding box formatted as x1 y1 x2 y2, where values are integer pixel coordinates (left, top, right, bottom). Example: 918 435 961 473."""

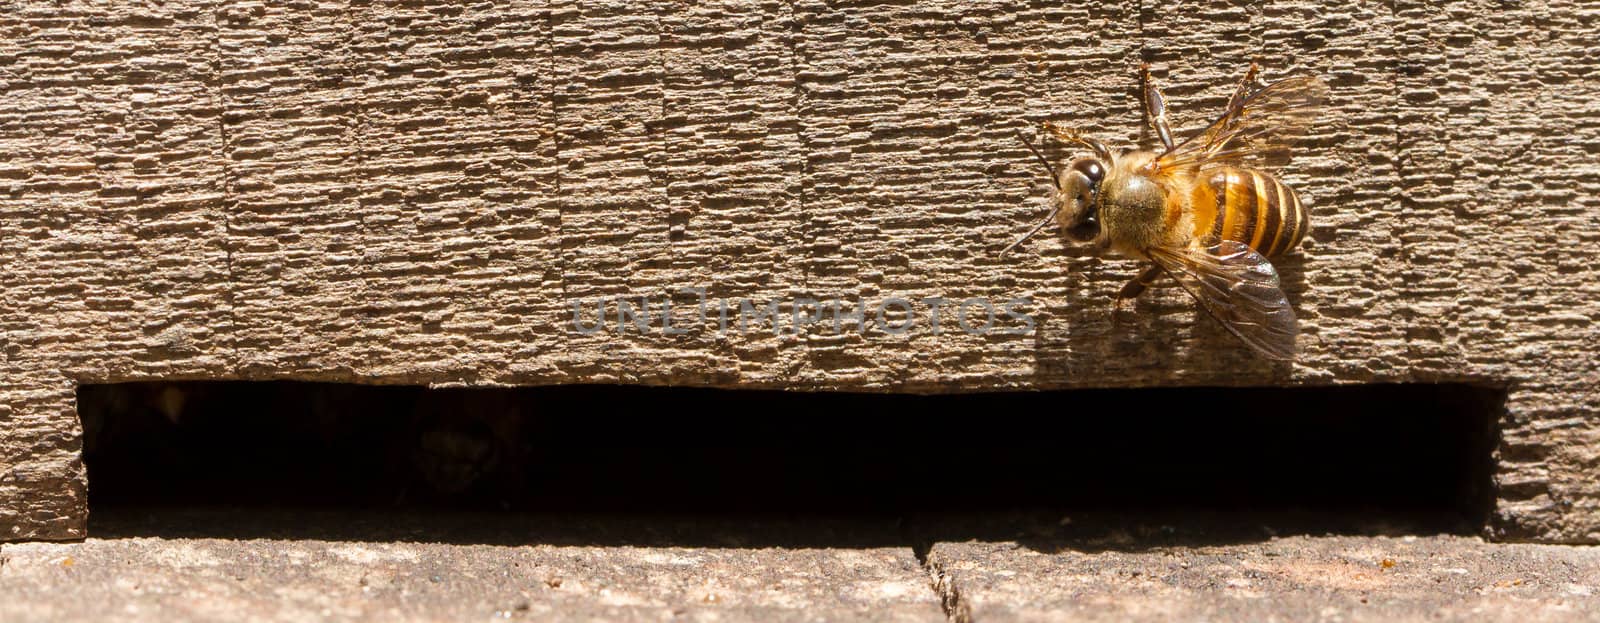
1016 129 1060 190
1004 127 1064 258
999 206 1059 258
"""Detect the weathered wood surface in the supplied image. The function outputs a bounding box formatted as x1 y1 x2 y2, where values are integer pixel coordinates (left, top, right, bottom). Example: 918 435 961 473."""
1 1 1596 542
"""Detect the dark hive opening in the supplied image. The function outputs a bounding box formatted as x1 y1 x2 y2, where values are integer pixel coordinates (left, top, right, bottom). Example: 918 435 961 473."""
78 382 1502 538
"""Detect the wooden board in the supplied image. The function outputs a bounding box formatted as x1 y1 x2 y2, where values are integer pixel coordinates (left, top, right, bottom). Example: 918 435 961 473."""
1 0 1595 542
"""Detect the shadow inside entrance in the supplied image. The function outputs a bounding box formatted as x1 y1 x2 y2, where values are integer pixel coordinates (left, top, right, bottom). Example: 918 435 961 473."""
81 382 1502 549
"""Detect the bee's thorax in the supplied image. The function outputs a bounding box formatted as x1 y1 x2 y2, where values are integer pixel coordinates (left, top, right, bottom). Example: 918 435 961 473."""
1098 151 1183 255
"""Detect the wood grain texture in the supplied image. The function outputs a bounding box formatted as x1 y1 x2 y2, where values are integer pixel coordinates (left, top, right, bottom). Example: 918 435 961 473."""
0 1 1595 542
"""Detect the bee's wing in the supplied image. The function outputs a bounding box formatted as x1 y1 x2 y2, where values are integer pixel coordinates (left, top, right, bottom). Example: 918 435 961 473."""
1154 75 1327 172
1147 241 1298 360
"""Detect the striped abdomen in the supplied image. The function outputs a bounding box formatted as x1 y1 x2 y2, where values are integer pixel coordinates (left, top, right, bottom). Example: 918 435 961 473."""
1187 167 1308 258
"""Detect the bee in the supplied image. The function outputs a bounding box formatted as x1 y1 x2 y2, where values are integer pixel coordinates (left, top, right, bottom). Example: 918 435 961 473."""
1006 63 1326 360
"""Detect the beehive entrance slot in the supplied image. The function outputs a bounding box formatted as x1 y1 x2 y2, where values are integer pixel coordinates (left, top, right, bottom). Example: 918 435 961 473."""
78 382 1501 536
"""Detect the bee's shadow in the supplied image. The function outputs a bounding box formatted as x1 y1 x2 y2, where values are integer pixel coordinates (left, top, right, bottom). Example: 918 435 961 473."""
1031 266 1297 385
1274 251 1311 310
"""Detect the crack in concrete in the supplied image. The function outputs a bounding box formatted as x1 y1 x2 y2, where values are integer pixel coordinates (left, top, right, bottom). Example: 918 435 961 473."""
914 540 973 623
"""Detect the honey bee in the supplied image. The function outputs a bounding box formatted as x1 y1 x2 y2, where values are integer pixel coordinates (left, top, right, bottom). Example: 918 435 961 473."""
1006 63 1326 360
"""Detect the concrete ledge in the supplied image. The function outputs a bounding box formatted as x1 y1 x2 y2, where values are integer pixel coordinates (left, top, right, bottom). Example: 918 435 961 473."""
927 535 1599 623
2 511 1597 622
0 511 940 622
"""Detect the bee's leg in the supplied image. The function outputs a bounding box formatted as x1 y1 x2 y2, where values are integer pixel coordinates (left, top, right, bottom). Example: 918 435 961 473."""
1115 264 1164 306
1111 264 1160 330
1226 62 1264 111
1140 64 1175 152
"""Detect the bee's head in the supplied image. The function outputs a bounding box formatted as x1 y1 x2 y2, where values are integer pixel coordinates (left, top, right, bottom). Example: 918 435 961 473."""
1054 157 1106 243
1000 128 1115 258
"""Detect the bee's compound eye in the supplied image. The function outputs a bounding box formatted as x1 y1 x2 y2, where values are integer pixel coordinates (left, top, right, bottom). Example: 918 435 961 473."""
1072 159 1105 186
